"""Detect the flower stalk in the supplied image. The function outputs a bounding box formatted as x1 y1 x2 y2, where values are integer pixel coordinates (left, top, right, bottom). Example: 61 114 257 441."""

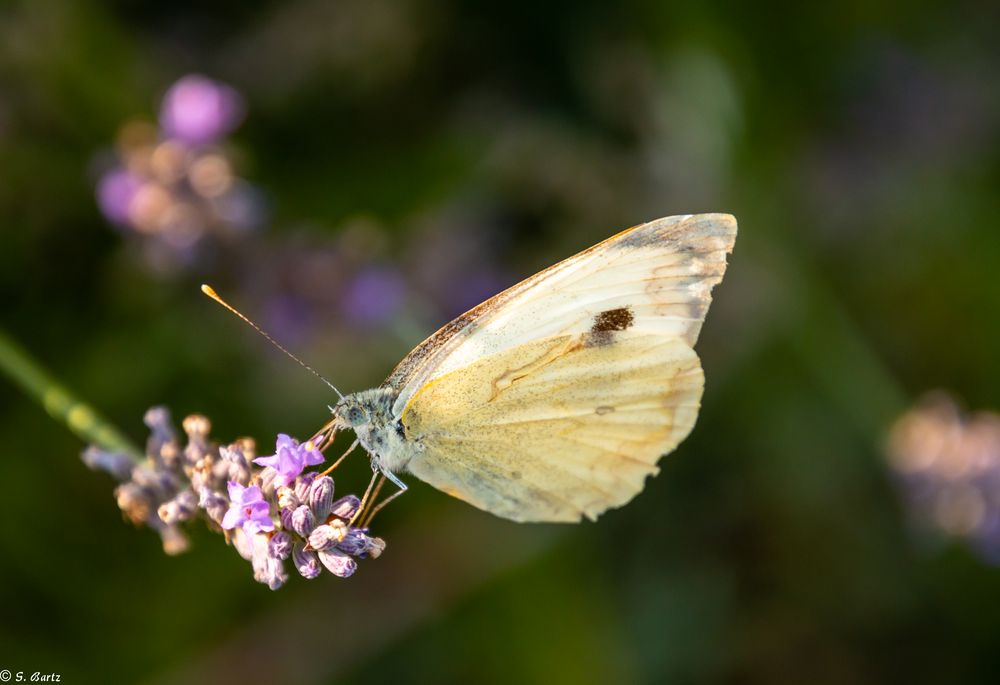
0 328 141 459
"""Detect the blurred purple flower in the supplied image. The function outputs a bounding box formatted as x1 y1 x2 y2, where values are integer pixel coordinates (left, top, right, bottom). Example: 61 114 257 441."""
96 168 141 225
888 393 1000 565
254 434 324 486
222 481 274 535
341 264 406 326
211 182 267 232
264 294 315 347
159 75 244 144
445 269 513 318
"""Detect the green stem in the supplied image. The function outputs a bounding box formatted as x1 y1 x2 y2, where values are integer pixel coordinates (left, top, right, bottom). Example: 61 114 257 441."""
0 328 142 460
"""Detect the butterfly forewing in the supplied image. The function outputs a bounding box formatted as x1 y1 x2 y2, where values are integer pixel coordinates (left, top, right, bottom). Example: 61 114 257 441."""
385 214 736 416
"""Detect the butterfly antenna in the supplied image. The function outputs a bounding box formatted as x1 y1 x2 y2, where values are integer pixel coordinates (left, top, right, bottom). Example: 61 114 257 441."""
201 284 344 399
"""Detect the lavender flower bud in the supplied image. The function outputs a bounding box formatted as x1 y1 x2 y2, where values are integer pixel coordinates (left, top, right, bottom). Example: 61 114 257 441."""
115 482 152 525
199 488 229 525
234 437 257 463
182 414 211 441
293 544 321 579
219 443 250 469
279 506 295 531
318 548 357 578
366 536 386 559
251 532 287 590
81 445 134 481
130 464 171 495
159 441 182 470
329 495 361 520
294 471 318 502
159 524 190 555
308 521 347 551
290 505 316 537
336 528 369 556
258 466 279 497
231 528 254 561
89 404 388 589
144 406 178 465
259 556 287 591
277 486 299 510
269 531 293 560
308 476 334 520
158 489 199 524
183 414 212 466
216 445 251 486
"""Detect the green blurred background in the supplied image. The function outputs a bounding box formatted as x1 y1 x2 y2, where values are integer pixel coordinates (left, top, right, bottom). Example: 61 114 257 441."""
2 0 1000 683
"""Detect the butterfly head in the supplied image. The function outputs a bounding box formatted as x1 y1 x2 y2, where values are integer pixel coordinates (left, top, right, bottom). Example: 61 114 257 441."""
330 388 411 472
331 388 396 431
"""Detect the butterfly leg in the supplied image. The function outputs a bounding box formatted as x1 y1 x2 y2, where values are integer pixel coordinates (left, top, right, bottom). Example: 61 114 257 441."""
310 414 339 450
320 438 359 476
349 460 383 526
359 468 408 528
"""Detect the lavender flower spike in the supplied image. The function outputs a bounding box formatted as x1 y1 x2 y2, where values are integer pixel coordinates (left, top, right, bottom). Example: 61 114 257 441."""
254 434 324 487
85 408 386 589
221 481 274 535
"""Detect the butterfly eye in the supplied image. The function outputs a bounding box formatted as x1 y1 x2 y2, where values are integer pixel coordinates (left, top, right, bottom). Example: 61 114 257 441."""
347 406 366 426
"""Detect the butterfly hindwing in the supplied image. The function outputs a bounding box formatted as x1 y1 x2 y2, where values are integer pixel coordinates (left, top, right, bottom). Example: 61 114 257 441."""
401 331 704 522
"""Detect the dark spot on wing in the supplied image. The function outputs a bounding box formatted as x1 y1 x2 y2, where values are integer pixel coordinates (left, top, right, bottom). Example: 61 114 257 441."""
585 306 634 347
511 470 522 480
595 405 614 415
591 307 634 333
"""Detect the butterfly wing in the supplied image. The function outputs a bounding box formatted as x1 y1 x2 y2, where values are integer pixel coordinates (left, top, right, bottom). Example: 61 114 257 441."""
386 213 737 522
385 213 737 416
401 331 704 522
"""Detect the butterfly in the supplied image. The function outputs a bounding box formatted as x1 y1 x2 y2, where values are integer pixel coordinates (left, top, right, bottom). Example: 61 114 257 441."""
325 213 737 523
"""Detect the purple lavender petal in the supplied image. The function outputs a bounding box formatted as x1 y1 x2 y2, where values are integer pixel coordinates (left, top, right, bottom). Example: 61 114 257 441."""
159 75 244 144
302 442 324 467
241 485 265 504
253 454 280 469
244 501 274 534
256 434 324 486
221 506 243 530
244 515 275 535
226 480 244 503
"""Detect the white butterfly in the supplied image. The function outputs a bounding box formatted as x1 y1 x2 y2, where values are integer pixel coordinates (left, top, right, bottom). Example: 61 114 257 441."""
328 213 737 523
